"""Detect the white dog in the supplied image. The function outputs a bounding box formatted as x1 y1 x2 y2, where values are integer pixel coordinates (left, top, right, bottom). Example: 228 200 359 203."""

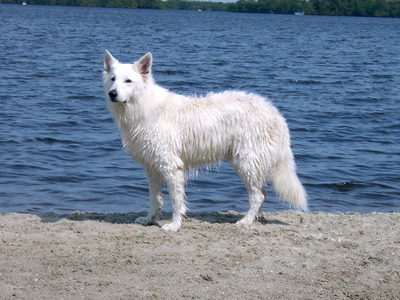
103 50 307 231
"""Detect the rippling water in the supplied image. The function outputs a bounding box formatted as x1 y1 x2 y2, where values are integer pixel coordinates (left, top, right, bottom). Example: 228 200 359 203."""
0 4 399 214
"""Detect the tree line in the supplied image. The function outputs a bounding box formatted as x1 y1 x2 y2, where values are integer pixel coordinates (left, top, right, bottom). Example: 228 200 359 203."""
3 0 400 17
230 0 400 17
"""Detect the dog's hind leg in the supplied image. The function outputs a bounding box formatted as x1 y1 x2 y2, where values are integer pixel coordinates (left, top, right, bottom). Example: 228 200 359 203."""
162 167 187 232
236 184 265 227
233 159 266 227
135 170 163 226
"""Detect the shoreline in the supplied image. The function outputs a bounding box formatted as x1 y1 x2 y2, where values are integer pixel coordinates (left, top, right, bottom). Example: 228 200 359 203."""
1 211 399 299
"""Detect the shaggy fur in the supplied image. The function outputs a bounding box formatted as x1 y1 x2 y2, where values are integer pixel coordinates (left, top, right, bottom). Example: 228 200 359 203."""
103 50 307 231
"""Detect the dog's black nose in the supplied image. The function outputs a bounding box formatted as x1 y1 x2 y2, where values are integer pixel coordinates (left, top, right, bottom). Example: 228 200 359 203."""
108 89 118 100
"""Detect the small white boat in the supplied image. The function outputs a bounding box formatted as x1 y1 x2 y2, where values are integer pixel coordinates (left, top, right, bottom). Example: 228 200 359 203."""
294 11 304 16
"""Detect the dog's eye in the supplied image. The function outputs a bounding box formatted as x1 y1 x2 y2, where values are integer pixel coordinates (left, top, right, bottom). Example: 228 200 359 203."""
111 76 116 81
125 79 132 83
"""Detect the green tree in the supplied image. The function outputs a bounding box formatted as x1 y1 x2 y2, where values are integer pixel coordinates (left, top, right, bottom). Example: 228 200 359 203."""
301 0 316 15
137 0 162 9
310 0 331 15
105 0 137 8
372 0 390 17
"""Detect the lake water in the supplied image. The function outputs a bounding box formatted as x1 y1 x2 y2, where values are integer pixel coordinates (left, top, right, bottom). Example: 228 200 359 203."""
0 4 399 214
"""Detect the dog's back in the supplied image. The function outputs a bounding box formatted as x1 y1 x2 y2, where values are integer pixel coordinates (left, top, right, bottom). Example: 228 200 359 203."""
171 91 287 167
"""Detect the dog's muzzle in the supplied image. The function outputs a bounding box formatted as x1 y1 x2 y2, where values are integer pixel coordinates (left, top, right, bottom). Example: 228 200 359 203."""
108 89 119 102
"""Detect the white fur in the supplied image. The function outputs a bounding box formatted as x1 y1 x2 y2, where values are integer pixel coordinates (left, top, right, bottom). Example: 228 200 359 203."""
103 50 308 231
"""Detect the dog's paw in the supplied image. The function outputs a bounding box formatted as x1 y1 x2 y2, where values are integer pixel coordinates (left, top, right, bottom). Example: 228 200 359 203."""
235 218 253 228
161 222 181 232
134 216 154 226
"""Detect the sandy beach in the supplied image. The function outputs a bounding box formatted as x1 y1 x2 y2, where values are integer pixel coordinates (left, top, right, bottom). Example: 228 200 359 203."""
0 210 399 299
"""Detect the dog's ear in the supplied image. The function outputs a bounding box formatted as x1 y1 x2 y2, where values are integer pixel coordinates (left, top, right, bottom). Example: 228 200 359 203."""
136 53 153 79
104 50 118 73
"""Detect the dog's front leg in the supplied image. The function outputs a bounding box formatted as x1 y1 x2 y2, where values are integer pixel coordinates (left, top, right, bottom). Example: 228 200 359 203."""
162 167 187 232
134 169 163 226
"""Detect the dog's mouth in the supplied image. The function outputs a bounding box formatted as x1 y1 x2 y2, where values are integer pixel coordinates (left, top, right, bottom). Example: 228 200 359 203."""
109 98 127 105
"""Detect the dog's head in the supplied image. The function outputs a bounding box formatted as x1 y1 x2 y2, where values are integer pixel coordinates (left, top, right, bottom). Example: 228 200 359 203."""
103 50 153 104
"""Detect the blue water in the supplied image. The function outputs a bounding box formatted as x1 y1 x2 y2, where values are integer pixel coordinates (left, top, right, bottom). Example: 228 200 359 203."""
0 4 399 214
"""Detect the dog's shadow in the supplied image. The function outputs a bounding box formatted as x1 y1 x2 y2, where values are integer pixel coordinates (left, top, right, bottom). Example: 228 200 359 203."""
38 211 290 226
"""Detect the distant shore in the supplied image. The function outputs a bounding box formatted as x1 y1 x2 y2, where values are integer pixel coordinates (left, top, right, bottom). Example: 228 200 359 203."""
2 0 400 18
1 210 399 299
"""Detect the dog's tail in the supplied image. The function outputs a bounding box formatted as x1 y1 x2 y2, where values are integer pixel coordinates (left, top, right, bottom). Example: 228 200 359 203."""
271 152 308 212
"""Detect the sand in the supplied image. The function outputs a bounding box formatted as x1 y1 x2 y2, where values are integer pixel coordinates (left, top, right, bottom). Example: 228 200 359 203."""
0 210 399 299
